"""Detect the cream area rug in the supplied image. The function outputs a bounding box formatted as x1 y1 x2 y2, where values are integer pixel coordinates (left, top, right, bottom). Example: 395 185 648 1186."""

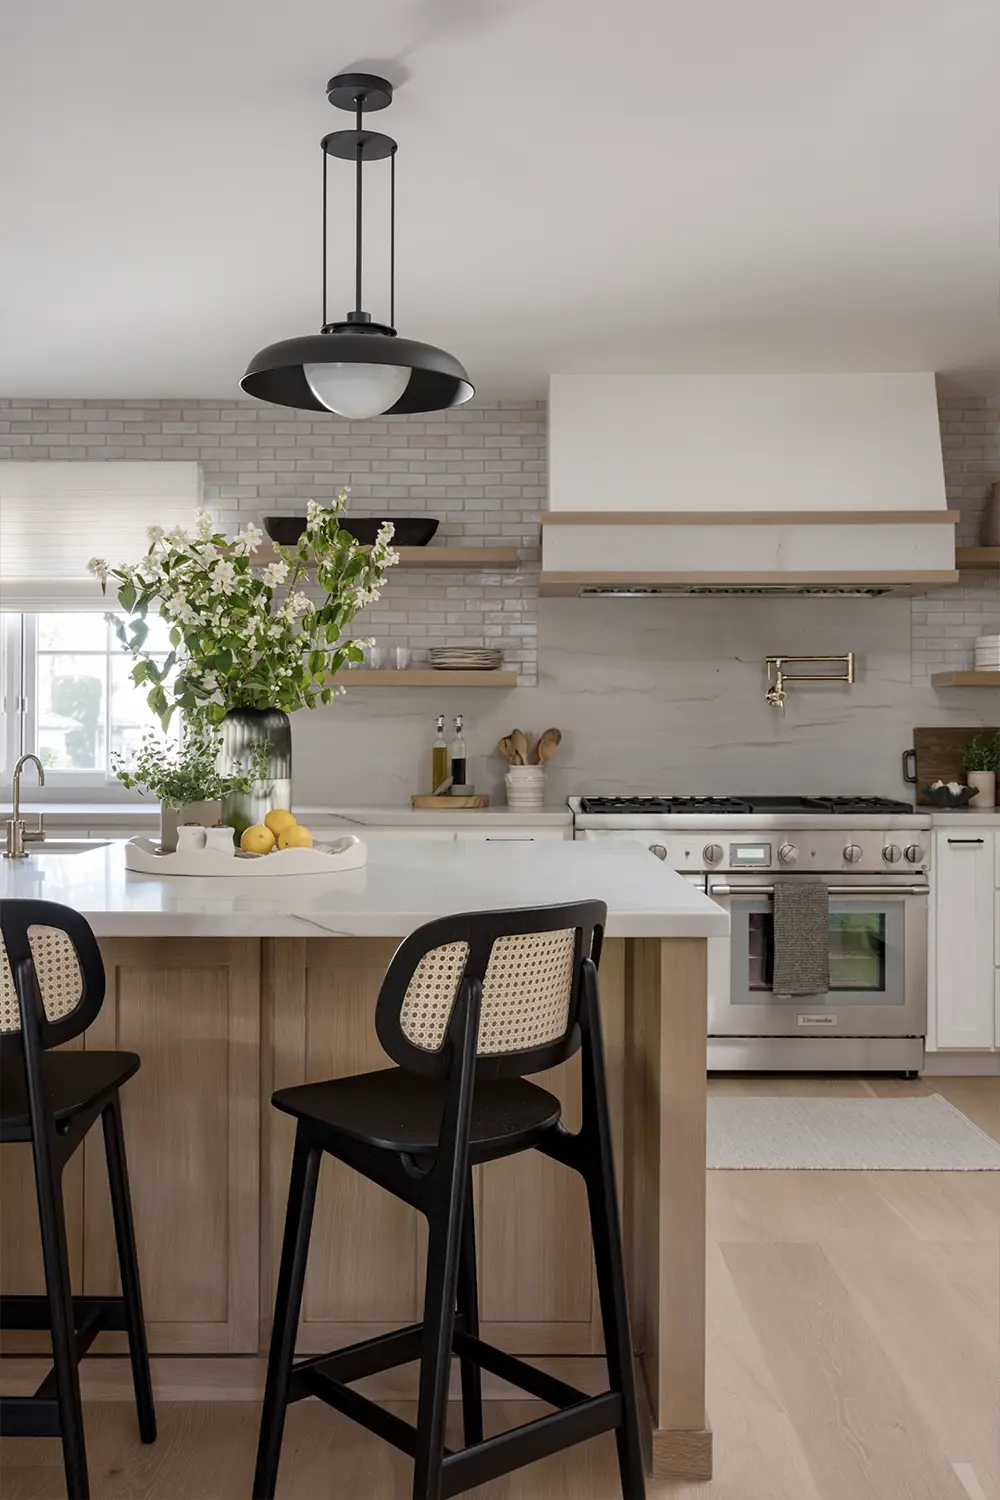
707 1094 1000 1170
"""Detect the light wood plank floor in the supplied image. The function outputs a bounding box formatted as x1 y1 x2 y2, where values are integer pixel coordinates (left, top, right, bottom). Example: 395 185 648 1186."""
2 1076 997 1500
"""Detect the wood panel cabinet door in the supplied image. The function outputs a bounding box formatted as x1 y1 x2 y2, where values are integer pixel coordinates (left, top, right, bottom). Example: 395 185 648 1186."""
934 833 997 1050
261 937 624 1359
83 938 261 1353
262 937 415 1355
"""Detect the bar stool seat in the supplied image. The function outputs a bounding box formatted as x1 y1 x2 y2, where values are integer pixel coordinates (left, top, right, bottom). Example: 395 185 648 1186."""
273 1068 561 1158
1 1051 140 1136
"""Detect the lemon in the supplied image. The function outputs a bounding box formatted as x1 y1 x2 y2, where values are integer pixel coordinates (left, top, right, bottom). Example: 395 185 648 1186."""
264 808 297 836
277 825 313 850
240 825 276 855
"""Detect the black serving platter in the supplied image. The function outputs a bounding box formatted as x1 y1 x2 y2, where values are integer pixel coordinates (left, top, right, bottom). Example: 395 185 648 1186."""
263 515 439 548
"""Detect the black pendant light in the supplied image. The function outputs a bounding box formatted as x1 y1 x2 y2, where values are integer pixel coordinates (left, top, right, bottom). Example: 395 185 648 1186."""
242 73 473 420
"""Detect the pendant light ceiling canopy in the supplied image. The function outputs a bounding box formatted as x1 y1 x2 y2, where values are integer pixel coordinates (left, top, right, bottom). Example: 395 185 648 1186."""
242 72 474 420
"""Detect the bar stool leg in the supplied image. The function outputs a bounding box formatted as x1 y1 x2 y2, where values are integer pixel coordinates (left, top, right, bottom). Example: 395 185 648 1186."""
412 1186 466 1500
580 982 646 1500
102 1098 156 1443
34 1152 90 1500
253 1129 321 1500
455 1171 483 1446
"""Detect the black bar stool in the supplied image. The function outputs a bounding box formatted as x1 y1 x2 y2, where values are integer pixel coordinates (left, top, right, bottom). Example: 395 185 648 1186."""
0 898 156 1500
254 899 645 1500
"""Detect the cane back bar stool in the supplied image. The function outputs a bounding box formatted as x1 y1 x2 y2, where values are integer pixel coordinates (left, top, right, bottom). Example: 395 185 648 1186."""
0 899 156 1500
254 899 645 1500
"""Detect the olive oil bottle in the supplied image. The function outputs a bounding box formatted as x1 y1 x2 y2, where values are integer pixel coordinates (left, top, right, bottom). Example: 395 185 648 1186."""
431 714 449 792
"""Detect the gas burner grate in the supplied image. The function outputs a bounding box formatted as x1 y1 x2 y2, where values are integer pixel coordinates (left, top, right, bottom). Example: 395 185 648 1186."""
578 794 914 815
578 796 755 815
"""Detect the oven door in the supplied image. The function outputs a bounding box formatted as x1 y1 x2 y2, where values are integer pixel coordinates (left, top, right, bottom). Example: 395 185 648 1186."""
706 877 928 1038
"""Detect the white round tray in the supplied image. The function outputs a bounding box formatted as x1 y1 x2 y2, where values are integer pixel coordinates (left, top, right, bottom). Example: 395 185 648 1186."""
124 835 367 878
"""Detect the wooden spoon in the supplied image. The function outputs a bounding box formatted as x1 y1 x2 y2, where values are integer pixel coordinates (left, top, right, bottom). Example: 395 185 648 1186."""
536 728 562 765
497 736 516 764
511 729 529 767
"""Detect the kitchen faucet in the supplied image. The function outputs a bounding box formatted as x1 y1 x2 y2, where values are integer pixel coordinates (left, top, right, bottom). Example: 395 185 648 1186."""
4 753 46 859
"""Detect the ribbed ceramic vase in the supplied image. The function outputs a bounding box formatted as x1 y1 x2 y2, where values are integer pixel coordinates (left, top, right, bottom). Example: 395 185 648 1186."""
218 707 292 836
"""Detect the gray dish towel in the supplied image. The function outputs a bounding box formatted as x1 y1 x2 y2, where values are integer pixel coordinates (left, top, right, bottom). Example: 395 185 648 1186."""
772 878 830 996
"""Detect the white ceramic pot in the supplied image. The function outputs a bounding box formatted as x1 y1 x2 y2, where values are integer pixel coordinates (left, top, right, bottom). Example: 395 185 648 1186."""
966 771 997 810
159 800 221 853
505 767 545 808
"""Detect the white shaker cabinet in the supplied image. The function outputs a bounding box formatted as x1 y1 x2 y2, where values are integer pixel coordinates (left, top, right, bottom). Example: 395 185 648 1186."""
931 829 997 1050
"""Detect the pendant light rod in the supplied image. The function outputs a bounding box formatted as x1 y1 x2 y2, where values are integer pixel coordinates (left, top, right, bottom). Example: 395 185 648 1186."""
389 148 396 328
354 96 364 313
321 147 329 327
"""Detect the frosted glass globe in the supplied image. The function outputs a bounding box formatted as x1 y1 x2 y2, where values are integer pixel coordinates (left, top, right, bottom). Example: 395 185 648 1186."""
304 361 410 419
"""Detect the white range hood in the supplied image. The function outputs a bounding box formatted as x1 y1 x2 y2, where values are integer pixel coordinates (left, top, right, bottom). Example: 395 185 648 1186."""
542 374 958 597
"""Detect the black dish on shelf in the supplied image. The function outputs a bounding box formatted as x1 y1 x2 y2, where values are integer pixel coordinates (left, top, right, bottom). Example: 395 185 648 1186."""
920 784 980 808
263 515 439 548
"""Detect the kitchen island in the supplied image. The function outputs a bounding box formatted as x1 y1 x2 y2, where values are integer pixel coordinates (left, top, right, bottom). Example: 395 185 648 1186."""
0 838 727 1480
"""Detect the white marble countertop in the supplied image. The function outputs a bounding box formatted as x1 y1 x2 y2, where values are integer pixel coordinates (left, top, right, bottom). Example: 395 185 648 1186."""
4 802 573 829
928 808 1000 826
0 839 728 940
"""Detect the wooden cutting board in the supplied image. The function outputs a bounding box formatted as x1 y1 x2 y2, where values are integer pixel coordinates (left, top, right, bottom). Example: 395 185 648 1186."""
911 727 999 803
411 794 489 810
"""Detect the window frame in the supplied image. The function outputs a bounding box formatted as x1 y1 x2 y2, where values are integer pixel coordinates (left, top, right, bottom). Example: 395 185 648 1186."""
0 612 178 796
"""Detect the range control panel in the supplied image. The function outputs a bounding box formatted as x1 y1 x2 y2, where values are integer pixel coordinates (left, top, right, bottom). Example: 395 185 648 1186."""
641 831 930 874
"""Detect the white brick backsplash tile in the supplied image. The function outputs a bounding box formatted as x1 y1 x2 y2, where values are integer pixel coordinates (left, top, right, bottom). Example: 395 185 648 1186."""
7 392 995 697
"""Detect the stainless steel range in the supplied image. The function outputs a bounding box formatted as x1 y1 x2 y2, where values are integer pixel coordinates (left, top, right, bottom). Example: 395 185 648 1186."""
571 795 933 1073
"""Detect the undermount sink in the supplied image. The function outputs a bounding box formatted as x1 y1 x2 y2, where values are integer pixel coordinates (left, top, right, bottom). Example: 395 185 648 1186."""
25 839 110 855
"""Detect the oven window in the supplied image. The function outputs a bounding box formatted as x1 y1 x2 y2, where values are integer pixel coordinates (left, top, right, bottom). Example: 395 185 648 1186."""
748 912 887 992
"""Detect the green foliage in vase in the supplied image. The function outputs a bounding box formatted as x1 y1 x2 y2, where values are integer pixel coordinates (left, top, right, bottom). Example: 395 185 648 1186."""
89 491 397 728
962 731 1000 774
111 723 269 809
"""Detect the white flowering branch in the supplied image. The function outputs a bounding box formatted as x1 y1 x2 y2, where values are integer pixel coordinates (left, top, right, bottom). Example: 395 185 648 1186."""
89 490 397 728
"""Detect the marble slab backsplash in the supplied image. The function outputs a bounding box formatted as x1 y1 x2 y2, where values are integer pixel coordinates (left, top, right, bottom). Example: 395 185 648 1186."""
2 388 996 804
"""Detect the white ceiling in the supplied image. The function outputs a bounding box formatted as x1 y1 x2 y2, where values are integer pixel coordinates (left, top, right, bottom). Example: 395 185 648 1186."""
2 0 998 399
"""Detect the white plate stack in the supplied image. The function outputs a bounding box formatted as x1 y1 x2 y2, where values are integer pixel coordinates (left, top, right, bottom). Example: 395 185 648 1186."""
974 634 1000 671
428 647 503 671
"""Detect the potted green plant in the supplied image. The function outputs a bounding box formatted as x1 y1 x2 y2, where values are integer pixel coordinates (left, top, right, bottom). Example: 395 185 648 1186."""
961 731 1000 810
90 491 397 830
113 722 268 851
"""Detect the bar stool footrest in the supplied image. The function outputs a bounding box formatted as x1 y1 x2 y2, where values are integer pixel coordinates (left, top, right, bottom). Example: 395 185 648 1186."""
440 1392 623 1498
0 1394 62 1438
0 1294 127 1335
451 1331 591 1409
288 1323 425 1397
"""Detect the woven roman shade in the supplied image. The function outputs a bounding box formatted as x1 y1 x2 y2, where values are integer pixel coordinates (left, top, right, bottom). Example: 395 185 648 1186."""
0 461 201 611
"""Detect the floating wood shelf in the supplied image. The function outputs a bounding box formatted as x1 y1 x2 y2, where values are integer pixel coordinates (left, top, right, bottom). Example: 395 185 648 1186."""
930 670 1000 688
252 545 519 570
341 669 517 688
955 547 1000 568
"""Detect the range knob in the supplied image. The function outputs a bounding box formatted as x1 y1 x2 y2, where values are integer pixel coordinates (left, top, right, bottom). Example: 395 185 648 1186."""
649 844 667 861
882 844 902 864
843 843 863 864
904 843 925 864
703 843 724 865
777 843 798 864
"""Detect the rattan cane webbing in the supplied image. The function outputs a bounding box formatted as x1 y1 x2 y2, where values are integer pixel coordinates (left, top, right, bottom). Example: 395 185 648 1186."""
0 926 83 1033
399 928 576 1055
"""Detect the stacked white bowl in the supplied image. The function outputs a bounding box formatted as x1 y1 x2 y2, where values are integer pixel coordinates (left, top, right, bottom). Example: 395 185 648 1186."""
974 633 1000 670
505 765 546 809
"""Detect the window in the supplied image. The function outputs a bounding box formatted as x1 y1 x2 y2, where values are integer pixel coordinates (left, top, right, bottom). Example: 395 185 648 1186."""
1 614 179 787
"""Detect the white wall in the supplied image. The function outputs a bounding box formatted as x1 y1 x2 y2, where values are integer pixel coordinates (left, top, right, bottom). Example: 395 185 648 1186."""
548 373 948 513
289 593 995 806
